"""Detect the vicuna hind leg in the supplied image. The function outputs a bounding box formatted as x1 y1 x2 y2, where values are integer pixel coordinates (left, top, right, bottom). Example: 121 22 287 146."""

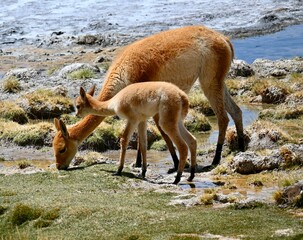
114 121 137 176
153 114 179 173
134 114 179 172
137 121 147 178
224 85 245 151
160 121 188 184
201 82 229 166
178 121 197 181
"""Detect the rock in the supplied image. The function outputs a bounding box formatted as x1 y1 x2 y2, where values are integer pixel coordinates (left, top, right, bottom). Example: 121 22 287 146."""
228 59 254 78
3 68 39 81
261 86 287 104
279 180 303 207
230 151 281 174
252 58 303 78
77 35 99 45
259 14 279 24
58 63 100 79
247 121 290 150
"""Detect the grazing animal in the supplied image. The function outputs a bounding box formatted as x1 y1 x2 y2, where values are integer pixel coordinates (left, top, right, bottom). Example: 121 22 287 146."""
53 25 244 171
74 82 197 184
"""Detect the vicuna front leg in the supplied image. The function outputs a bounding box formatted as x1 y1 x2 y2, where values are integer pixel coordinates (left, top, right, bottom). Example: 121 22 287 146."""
114 121 137 176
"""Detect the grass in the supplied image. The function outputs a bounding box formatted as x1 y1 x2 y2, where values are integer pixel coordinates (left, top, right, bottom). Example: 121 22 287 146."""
184 110 211 132
0 164 303 240
67 69 95 80
188 89 214 116
2 77 21 93
0 120 54 147
0 101 28 124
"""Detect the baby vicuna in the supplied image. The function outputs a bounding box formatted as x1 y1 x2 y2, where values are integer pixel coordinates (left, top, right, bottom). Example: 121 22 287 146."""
75 82 197 184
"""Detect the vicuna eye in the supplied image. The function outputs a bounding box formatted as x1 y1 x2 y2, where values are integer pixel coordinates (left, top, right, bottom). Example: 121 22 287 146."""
76 105 80 109
59 148 67 154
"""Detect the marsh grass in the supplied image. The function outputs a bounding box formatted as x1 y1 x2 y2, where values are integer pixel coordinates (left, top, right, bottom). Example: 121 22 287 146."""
24 88 72 107
1 164 302 239
150 139 167 151
2 77 21 93
0 120 54 147
0 101 28 124
184 110 211 132
188 89 214 116
67 69 95 80
82 123 120 151
259 105 303 120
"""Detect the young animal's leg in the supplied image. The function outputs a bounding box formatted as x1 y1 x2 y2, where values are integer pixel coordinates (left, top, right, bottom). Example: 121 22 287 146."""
138 121 147 178
114 121 137 176
224 85 245 151
159 119 188 184
178 121 197 181
153 114 179 173
135 142 142 168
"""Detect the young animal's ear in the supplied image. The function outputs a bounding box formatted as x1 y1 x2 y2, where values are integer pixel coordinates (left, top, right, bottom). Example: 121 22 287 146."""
59 119 69 139
80 87 87 100
54 118 61 132
87 84 96 96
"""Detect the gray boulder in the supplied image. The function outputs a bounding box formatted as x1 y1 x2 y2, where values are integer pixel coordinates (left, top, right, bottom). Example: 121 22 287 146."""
252 58 303 78
58 63 100 79
228 59 254 78
230 151 282 174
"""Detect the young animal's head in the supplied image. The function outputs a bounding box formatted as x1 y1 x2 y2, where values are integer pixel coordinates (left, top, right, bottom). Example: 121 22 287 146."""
74 85 96 118
52 118 78 170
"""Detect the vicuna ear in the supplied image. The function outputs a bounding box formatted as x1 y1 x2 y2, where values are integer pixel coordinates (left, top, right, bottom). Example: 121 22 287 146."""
80 87 87 100
87 84 96 96
59 119 69 139
54 118 69 139
54 118 61 131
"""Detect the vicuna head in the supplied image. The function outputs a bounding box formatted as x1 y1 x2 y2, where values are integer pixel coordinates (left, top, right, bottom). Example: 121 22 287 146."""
52 118 78 170
74 85 96 118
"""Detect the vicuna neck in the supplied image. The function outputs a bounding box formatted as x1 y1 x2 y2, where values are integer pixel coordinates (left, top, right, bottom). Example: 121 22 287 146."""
87 96 116 116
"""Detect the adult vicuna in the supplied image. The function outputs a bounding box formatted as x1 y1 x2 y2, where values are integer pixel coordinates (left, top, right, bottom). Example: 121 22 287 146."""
53 25 244 170
73 82 197 184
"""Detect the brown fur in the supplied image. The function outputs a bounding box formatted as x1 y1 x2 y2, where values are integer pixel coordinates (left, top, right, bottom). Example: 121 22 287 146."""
53 25 244 170
75 82 196 183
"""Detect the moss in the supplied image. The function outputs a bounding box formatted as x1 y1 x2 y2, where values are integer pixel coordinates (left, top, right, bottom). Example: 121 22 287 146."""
0 120 53 147
2 77 21 93
184 110 211 132
23 88 73 119
150 139 167 151
17 161 31 169
67 69 95 80
0 205 8 216
188 89 214 116
259 106 303 120
82 123 119 151
60 114 82 125
0 101 28 124
9 204 42 226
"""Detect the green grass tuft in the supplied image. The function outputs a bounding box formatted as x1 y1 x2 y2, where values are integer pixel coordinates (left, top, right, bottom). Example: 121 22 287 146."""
2 77 21 93
67 69 95 80
9 204 42 226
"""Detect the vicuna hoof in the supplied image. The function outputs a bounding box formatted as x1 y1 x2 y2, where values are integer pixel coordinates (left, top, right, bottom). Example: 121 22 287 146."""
167 167 177 174
112 171 122 176
173 172 182 184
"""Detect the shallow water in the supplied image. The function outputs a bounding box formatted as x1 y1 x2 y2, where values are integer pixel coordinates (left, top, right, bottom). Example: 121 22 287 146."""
1 0 303 45
232 24 303 63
